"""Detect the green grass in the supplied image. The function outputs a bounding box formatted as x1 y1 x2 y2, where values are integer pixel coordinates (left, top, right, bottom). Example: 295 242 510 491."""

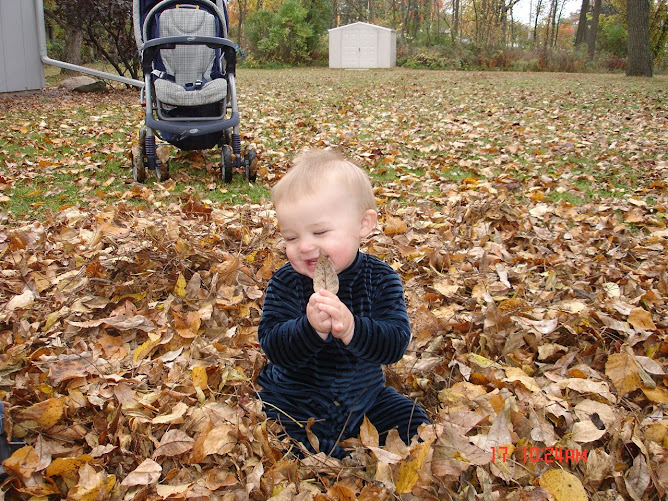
2 68 667 221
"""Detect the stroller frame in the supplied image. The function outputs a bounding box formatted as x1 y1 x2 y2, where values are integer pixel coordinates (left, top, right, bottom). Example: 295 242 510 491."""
131 0 256 182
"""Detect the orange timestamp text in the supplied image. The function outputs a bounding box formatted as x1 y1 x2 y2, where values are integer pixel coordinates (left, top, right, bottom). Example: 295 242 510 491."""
491 446 588 464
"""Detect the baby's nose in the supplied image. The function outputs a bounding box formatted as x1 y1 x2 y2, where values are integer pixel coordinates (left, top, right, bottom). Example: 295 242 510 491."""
299 237 316 253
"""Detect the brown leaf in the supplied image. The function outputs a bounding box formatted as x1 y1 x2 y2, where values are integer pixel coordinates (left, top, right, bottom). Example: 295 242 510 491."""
152 429 195 458
628 307 657 331
313 252 338 294
67 463 109 501
67 314 155 332
606 351 642 397
2 446 40 479
120 458 162 487
384 216 407 236
360 416 379 448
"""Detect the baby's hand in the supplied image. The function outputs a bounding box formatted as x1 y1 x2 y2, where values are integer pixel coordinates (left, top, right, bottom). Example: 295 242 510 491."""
311 290 354 345
307 292 332 340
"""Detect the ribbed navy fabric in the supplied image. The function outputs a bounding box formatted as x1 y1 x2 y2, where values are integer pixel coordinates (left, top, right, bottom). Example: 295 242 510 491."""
257 251 429 458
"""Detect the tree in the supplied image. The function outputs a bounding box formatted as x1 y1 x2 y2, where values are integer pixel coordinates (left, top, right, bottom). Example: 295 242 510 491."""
62 28 84 75
574 0 589 47
649 0 668 61
587 0 601 59
47 0 139 80
627 0 653 75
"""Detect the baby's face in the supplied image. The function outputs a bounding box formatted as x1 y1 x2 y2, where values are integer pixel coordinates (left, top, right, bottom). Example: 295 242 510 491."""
276 187 376 278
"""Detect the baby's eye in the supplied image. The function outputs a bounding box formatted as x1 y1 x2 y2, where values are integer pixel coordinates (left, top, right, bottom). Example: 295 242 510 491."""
314 230 328 236
284 236 297 242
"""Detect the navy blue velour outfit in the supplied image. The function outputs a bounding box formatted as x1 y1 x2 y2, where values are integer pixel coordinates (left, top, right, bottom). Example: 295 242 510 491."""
257 251 430 458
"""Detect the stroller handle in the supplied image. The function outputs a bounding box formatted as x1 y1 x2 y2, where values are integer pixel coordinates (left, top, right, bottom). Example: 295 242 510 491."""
142 35 237 51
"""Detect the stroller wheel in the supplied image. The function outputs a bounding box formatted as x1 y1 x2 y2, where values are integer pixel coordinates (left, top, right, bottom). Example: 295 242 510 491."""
245 149 258 182
132 146 146 183
155 161 170 182
221 145 233 183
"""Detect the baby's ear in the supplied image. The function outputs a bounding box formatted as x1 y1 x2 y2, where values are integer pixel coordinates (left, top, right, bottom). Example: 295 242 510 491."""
359 209 378 238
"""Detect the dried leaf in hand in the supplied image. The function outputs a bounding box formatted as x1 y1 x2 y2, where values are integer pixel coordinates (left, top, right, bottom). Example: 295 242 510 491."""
313 253 339 294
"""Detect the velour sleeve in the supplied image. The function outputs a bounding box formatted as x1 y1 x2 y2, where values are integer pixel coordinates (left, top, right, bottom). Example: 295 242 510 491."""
344 271 411 365
257 270 328 368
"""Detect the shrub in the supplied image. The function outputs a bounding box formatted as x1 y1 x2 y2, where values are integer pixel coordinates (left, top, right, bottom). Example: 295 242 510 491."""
245 0 329 65
597 15 628 58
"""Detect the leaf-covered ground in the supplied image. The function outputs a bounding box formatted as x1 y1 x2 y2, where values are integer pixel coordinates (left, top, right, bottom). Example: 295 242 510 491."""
0 69 667 500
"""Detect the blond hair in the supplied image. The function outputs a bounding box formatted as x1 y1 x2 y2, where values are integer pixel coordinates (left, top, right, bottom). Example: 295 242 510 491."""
271 149 376 213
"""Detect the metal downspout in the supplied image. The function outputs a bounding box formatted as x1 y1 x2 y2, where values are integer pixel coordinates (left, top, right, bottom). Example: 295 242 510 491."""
34 0 144 88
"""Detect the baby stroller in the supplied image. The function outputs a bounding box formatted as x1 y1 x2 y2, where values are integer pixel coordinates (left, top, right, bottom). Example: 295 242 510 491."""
131 0 256 182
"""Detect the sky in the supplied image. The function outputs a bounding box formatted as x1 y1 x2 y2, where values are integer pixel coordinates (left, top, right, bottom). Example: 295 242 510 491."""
512 0 581 24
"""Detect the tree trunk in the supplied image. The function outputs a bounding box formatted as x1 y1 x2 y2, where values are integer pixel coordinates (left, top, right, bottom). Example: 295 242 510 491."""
574 0 589 47
627 0 653 76
61 26 83 75
533 0 544 46
452 0 460 43
236 0 246 45
586 0 601 59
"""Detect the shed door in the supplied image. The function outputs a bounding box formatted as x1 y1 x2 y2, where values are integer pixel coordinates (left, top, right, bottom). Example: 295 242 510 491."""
341 26 377 68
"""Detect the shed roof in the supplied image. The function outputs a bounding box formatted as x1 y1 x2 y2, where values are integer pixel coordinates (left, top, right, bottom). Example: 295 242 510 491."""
328 22 395 33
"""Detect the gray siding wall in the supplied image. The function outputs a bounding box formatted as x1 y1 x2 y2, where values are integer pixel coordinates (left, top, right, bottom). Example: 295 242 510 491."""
0 0 45 93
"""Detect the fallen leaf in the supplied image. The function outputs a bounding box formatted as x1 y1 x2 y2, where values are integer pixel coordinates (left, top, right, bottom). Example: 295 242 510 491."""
395 439 433 494
606 351 642 396
17 398 64 429
120 458 162 487
538 469 588 501
152 429 195 458
4 289 35 312
2 446 40 479
627 307 656 331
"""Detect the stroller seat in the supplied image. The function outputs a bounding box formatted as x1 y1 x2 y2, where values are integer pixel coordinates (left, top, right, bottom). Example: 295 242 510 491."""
132 0 257 184
153 7 228 107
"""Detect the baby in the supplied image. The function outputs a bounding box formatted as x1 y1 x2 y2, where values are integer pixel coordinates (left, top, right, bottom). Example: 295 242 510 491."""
257 149 429 458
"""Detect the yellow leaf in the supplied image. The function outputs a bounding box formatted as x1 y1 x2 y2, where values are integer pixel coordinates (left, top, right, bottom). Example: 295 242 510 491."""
538 469 588 501
395 439 433 494
46 455 94 477
467 353 503 369
18 398 64 429
497 297 530 312
174 273 187 297
133 332 162 362
192 366 208 390
642 386 668 404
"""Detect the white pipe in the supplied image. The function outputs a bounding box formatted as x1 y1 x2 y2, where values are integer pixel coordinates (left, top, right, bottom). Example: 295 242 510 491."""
34 0 144 88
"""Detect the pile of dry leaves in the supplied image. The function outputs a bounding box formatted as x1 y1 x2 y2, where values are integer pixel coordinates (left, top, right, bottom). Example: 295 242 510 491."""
1 173 667 500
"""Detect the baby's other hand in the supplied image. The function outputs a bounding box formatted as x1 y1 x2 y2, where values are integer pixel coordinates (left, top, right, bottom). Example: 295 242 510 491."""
307 292 331 340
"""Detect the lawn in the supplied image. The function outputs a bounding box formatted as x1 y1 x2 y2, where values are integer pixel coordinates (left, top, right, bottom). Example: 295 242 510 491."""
0 68 667 500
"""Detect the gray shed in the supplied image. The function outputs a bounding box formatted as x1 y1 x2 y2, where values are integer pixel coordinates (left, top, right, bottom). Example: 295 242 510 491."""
328 22 396 69
0 0 45 93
